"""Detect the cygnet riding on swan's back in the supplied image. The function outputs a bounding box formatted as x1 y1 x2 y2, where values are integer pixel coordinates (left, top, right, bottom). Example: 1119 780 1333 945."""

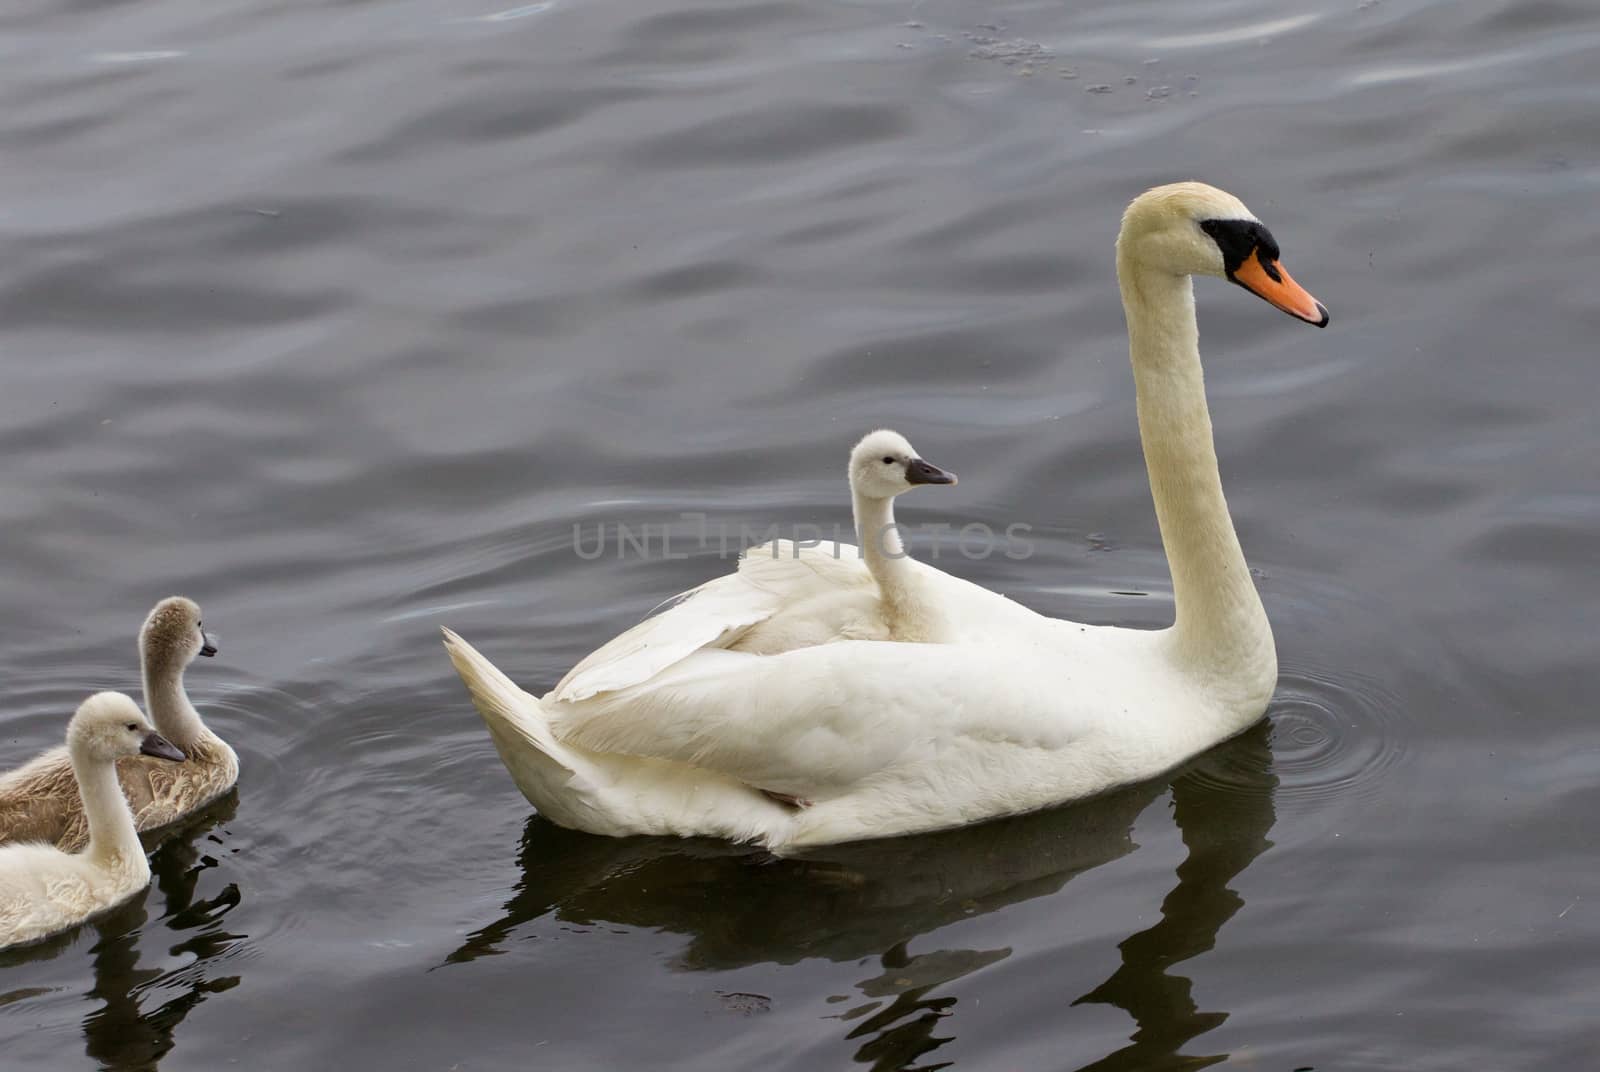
729 429 958 651
0 598 236 851
546 430 957 701
443 181 1330 852
0 692 185 950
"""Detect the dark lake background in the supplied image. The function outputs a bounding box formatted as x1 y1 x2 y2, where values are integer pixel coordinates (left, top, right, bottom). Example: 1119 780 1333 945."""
1 0 1596 1068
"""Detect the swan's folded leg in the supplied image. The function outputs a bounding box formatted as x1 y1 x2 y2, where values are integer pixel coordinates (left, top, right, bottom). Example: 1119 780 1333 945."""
760 789 813 809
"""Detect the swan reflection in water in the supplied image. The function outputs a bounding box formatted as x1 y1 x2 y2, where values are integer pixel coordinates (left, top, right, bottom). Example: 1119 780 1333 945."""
0 795 246 1072
446 720 1277 1070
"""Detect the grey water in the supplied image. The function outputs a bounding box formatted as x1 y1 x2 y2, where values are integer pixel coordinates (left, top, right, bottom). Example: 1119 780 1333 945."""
0 0 1596 1068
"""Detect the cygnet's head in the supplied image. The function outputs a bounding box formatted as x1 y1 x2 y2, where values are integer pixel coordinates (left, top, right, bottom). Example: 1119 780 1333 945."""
141 596 217 674
67 692 186 764
1116 181 1329 327
849 430 957 501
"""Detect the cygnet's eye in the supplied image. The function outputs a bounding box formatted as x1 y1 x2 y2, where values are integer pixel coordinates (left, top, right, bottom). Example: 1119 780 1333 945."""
881 456 895 465
125 723 137 732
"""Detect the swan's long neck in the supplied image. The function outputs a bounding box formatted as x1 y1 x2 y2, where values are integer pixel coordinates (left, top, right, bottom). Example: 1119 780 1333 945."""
143 652 208 752
72 748 141 864
1116 255 1275 693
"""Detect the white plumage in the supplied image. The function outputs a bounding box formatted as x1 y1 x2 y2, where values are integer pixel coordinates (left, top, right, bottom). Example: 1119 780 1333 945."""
554 430 959 701
444 181 1330 852
0 693 185 950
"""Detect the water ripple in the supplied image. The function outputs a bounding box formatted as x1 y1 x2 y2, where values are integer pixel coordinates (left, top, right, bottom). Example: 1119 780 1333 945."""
1145 12 1322 50
1183 664 1408 816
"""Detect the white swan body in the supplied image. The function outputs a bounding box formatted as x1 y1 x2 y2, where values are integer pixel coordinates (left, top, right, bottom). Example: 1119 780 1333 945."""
0 693 185 950
0 597 236 851
445 182 1330 851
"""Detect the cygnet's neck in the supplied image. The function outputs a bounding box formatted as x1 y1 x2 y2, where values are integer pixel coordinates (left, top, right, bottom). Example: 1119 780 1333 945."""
853 488 927 632
71 746 142 864
142 649 209 752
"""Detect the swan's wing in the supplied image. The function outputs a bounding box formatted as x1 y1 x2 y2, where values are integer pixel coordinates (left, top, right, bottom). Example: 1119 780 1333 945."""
551 541 873 703
550 574 776 703
740 542 1047 642
736 539 876 597
550 641 1086 799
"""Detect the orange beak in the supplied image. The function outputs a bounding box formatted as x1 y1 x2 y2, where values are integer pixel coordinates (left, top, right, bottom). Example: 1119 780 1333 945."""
1231 251 1330 327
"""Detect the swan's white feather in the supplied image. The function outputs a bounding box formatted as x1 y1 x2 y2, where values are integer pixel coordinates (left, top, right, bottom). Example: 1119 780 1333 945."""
551 642 1087 797
445 181 1309 851
552 540 862 702
0 694 163 950
554 539 1045 704
0 843 148 946
448 622 1216 852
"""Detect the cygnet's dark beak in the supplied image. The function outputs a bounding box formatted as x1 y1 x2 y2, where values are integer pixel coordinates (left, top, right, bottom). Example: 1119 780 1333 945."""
199 630 218 658
140 732 186 762
905 458 958 486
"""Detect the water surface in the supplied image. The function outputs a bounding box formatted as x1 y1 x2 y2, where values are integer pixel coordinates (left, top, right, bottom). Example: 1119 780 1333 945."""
1 0 1596 1068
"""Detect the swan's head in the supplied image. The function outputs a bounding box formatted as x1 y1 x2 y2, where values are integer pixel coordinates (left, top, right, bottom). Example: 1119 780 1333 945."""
67 692 185 764
141 596 217 674
1117 181 1329 327
849 430 957 501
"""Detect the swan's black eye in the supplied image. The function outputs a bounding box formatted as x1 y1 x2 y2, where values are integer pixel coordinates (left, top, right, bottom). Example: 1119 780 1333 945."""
882 456 895 465
125 723 137 731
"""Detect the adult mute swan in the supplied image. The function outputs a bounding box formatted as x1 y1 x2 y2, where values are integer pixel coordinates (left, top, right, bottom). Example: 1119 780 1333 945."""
0 692 185 950
444 182 1329 851
0 598 235 850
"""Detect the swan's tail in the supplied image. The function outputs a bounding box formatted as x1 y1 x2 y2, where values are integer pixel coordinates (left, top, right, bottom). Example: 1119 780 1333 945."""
441 627 789 846
440 627 610 830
